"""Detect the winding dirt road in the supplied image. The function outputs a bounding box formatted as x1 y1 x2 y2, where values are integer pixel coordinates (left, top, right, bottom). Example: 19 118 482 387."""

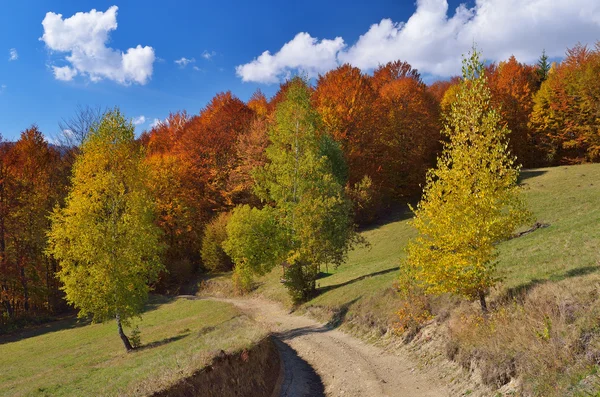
210 297 450 397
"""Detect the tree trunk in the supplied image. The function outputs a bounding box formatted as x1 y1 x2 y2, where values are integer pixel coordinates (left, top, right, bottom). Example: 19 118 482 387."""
479 290 488 314
116 313 133 352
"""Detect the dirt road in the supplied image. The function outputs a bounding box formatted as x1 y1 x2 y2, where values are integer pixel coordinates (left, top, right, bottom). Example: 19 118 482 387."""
209 297 450 397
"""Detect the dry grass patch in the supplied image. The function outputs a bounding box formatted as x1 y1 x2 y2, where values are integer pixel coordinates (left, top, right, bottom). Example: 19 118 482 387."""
447 273 600 396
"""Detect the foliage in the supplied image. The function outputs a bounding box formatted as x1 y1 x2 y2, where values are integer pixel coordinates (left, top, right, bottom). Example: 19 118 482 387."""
232 264 255 295
487 56 541 167
536 49 551 83
0 128 69 324
47 109 163 350
529 43 600 164
224 79 360 302
404 49 531 312
200 212 233 272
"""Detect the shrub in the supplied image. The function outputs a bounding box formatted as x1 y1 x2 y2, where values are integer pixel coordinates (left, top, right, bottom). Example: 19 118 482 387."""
130 325 142 349
201 212 233 272
232 265 254 295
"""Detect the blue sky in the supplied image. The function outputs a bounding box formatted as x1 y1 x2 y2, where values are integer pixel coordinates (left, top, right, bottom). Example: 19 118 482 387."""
1 0 599 141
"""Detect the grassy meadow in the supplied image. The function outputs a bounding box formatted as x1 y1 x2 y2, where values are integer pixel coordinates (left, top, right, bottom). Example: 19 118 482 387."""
200 163 600 395
238 163 600 318
0 297 266 397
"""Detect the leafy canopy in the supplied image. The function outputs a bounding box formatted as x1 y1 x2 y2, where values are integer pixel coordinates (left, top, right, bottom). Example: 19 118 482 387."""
403 49 531 310
224 79 360 301
47 109 163 323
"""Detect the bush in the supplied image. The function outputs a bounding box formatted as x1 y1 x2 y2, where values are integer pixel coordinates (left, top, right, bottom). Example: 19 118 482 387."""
282 261 318 303
232 265 254 295
130 325 142 349
201 212 233 272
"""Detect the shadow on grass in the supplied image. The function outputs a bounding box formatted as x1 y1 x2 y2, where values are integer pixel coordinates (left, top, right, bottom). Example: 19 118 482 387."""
502 265 600 302
143 294 178 314
0 295 177 345
0 315 91 345
358 201 417 232
137 333 190 351
317 267 398 295
518 169 548 183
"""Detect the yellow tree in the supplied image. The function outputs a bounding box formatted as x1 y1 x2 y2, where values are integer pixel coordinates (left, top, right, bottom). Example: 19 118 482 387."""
47 109 163 351
404 49 531 312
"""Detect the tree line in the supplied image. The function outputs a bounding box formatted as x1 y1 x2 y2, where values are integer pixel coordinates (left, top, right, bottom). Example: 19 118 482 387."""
1 42 599 331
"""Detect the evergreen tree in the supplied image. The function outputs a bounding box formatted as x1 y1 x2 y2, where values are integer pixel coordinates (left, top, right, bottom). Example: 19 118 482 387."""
403 49 531 313
537 49 551 83
47 109 163 351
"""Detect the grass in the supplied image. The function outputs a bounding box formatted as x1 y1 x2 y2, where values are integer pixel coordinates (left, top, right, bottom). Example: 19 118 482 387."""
197 163 600 395
0 297 267 397
242 164 600 319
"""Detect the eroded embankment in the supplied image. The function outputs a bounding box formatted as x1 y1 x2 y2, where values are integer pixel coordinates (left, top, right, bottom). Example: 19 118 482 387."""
152 336 281 397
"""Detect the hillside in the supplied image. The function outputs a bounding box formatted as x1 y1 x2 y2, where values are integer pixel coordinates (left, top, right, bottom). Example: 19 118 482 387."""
201 163 600 395
0 298 267 397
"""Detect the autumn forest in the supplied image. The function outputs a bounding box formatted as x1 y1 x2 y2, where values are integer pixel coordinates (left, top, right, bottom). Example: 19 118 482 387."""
1 41 599 331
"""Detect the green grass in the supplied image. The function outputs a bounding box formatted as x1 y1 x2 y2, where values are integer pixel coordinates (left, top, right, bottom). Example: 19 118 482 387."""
0 297 267 397
249 164 600 325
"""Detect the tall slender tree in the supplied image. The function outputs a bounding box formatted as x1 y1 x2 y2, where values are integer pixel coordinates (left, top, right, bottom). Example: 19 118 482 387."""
403 49 531 313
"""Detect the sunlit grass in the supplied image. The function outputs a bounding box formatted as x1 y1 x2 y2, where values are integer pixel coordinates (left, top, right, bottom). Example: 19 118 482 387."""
251 163 600 324
0 297 266 397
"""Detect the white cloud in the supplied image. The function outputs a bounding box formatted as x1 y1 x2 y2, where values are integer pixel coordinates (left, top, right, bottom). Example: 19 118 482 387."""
8 48 18 61
40 6 155 85
237 0 600 83
193 66 203 71
175 57 195 67
149 118 163 128
236 32 345 83
202 50 216 60
53 65 78 81
0 84 6 93
133 115 146 125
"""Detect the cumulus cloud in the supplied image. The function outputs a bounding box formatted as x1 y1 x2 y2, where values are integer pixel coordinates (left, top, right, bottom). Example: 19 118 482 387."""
133 115 146 125
202 50 216 60
40 6 155 85
175 57 195 67
236 32 345 83
8 48 18 61
237 0 600 83
53 65 78 81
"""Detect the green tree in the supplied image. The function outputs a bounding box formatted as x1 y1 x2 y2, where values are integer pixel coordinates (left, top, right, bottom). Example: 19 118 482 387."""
403 49 531 313
224 79 360 302
47 109 163 351
200 212 233 272
536 49 551 84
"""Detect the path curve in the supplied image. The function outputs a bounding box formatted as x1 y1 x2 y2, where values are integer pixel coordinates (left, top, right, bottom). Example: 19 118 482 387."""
204 296 449 397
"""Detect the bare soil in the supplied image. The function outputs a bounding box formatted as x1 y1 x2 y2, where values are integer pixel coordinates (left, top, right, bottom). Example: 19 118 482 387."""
209 296 450 397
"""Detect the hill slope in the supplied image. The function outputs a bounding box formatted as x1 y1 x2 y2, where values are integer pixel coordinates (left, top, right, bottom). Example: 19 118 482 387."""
0 298 266 397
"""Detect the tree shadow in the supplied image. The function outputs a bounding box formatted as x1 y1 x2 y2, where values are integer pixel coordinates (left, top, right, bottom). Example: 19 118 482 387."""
317 267 398 296
136 333 190 351
0 295 177 345
142 294 178 314
518 169 547 183
359 202 417 232
501 265 600 302
0 315 91 345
